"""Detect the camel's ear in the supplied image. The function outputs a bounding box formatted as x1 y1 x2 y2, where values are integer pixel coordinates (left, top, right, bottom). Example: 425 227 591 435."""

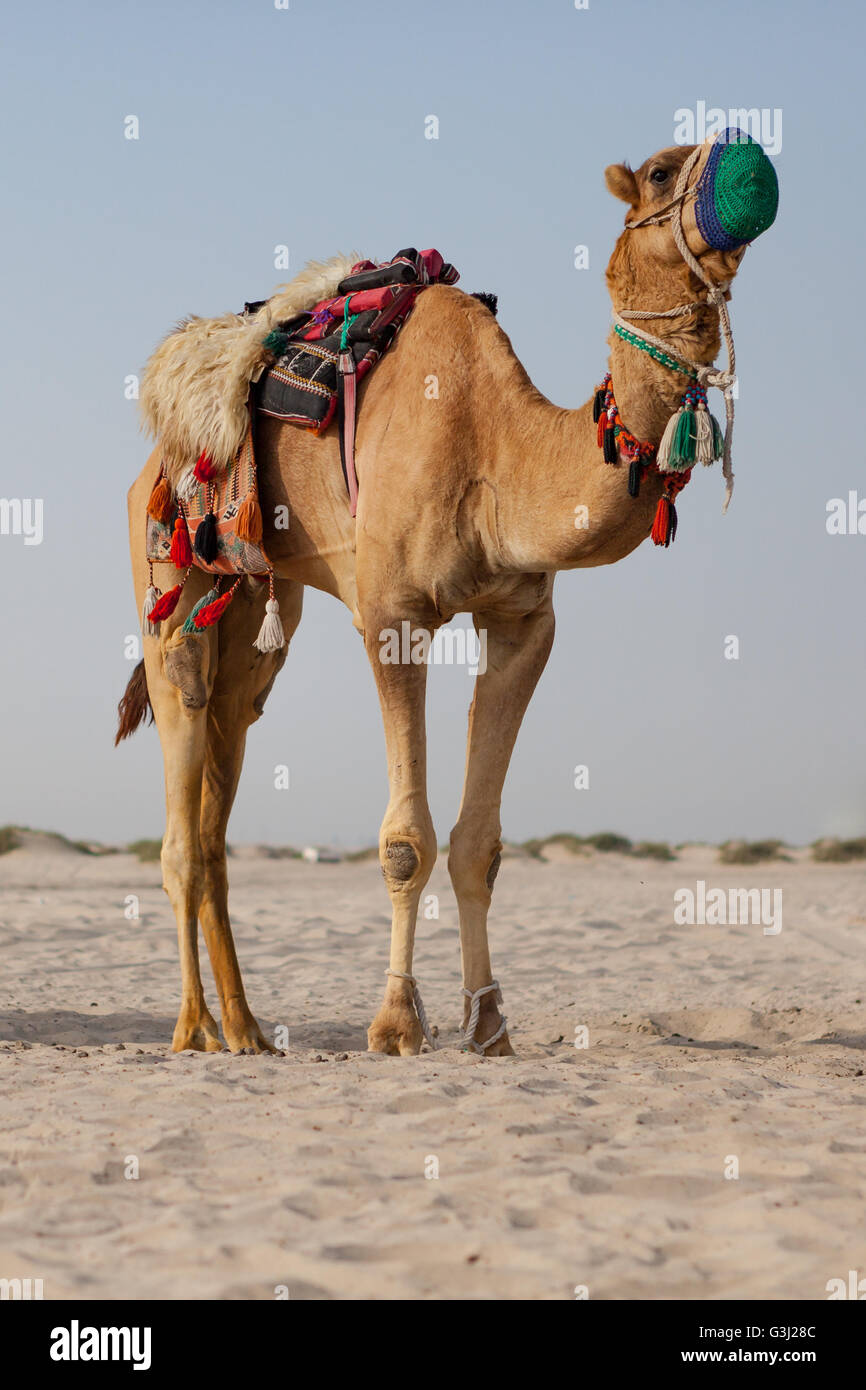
605 163 639 206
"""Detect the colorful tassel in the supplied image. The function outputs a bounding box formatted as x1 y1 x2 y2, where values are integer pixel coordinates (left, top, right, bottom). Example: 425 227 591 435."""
141 585 162 637
194 450 217 483
194 511 218 563
192 580 240 629
147 472 174 524
181 587 220 634
262 329 290 356
651 494 677 547
147 583 184 623
673 407 697 464
169 514 192 568
253 596 285 653
656 409 680 472
658 386 723 473
694 405 716 464
236 491 263 545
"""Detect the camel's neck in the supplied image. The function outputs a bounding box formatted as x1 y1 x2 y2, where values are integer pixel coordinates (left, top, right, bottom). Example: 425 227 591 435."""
490 258 723 573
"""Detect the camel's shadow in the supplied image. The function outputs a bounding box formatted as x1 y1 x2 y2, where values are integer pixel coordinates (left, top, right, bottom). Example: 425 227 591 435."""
0 1008 178 1046
0 1009 370 1051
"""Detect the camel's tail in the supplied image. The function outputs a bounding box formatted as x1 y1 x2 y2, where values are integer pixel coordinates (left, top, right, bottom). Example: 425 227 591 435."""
115 660 153 744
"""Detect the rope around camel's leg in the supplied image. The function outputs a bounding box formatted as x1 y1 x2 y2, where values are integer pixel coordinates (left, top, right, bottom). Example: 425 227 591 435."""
385 969 438 1049
461 981 508 1054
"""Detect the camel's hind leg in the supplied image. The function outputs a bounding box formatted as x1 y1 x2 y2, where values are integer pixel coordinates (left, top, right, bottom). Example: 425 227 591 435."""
140 568 223 1052
448 599 555 1056
197 576 302 1053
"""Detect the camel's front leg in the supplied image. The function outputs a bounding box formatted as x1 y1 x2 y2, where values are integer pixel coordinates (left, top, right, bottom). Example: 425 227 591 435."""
448 600 556 1056
363 611 438 1056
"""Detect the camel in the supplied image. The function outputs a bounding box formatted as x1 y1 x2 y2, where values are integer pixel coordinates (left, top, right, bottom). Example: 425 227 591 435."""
119 136 776 1057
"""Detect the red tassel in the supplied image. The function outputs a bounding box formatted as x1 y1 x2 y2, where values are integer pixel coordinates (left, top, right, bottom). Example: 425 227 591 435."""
147 584 184 623
194 450 217 482
597 412 606 449
651 494 675 547
147 474 174 524
192 581 240 629
169 514 192 568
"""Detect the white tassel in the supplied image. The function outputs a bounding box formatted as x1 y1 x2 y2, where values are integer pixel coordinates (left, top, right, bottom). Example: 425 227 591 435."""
177 467 199 503
694 405 716 465
141 585 161 638
253 597 285 653
656 408 683 472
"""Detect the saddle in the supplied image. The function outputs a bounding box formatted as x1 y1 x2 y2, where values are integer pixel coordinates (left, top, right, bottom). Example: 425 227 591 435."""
255 247 459 515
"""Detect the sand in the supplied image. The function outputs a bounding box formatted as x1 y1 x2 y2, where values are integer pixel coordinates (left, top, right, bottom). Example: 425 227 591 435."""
0 837 864 1301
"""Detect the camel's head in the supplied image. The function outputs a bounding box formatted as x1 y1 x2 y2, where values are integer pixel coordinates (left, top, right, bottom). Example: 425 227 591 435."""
604 130 778 307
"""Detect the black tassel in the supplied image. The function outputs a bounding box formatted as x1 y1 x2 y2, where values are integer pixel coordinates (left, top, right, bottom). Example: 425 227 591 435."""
470 292 498 317
592 389 605 423
628 458 642 497
194 512 218 563
668 502 678 545
603 428 618 463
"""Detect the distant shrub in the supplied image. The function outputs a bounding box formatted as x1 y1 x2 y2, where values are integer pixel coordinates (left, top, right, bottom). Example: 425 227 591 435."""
718 839 786 865
128 839 162 863
0 825 21 855
632 840 676 861
811 837 866 863
543 833 588 855
344 846 380 862
520 839 546 859
583 832 633 854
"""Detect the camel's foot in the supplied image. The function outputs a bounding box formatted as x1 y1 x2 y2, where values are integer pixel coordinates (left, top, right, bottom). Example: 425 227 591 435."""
478 1029 516 1058
221 1002 276 1054
172 1002 223 1053
462 992 516 1058
367 997 424 1056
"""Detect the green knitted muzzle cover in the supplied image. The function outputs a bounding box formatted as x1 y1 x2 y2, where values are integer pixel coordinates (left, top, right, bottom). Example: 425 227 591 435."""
696 128 779 250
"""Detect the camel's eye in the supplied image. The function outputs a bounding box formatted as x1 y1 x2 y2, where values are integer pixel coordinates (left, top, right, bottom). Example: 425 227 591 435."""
650 168 669 185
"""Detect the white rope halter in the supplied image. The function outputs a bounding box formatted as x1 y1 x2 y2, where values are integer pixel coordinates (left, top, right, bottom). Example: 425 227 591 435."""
385 969 438 1049
617 139 738 511
461 981 507 1054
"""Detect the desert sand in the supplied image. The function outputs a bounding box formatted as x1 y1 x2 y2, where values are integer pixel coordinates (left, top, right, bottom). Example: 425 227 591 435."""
0 834 864 1301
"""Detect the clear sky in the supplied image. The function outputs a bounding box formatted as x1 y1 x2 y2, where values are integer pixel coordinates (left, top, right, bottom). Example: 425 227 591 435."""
1 0 863 849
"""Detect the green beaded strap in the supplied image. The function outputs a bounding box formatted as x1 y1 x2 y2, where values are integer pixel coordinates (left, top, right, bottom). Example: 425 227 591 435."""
613 323 697 378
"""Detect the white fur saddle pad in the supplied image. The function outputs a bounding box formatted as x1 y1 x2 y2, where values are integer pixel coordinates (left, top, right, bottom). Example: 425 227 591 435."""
139 254 358 488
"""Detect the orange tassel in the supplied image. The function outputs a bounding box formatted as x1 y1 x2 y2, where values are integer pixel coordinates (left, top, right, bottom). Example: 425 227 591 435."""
235 491 263 544
147 474 174 524
597 412 606 449
147 584 183 623
192 581 240 629
169 514 192 567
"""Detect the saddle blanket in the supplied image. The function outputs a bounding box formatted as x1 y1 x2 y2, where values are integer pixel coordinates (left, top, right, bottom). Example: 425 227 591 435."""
146 425 270 576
